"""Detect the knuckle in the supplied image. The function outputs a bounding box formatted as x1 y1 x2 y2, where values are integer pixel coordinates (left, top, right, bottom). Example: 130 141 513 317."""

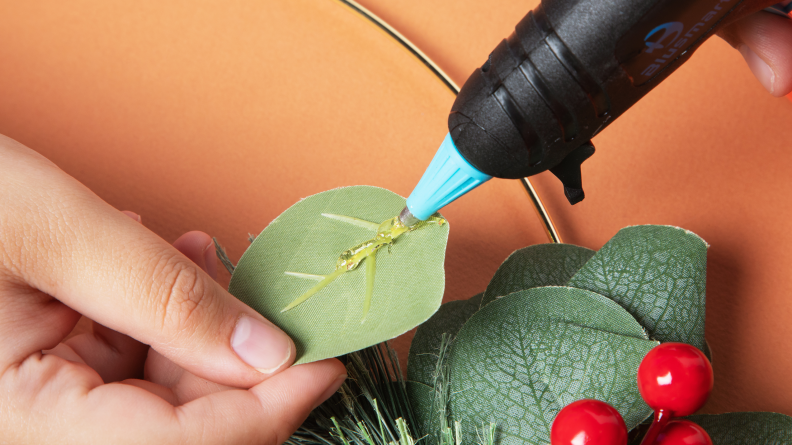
153 256 215 334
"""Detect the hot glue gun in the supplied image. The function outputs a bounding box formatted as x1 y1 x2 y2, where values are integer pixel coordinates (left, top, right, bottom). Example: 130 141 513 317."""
398 0 792 227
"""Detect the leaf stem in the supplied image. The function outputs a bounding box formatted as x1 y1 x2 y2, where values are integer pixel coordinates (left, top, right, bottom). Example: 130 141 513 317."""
640 409 672 445
322 213 380 231
282 267 347 312
361 253 377 323
285 271 327 281
212 237 236 274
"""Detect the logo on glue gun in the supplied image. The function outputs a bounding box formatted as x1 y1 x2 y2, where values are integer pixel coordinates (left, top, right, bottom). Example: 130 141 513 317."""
643 22 683 54
616 0 737 85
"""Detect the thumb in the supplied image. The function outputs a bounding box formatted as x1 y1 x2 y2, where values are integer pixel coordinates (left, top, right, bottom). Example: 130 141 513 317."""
718 6 792 96
0 135 294 388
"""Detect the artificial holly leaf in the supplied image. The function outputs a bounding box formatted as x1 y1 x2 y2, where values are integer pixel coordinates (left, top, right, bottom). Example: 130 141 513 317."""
448 287 657 445
567 225 708 351
407 293 483 387
228 186 450 364
481 244 595 306
687 412 792 444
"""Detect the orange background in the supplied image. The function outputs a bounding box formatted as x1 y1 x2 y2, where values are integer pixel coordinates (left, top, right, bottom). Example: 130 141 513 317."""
1 0 791 416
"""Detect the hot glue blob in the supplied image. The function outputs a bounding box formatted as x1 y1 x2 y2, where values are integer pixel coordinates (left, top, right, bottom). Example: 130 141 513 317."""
281 212 446 321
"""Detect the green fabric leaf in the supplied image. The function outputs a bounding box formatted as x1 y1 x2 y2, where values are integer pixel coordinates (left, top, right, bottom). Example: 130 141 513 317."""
228 186 449 364
448 287 657 445
686 412 792 444
567 225 708 351
407 293 483 386
406 381 441 443
481 244 595 306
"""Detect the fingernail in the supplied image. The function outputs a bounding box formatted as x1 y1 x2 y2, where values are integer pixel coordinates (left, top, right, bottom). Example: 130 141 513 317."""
313 374 347 409
231 315 293 374
122 210 142 223
739 44 776 95
203 241 218 280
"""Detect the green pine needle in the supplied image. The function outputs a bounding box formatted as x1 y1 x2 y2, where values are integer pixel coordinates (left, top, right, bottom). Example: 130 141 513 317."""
286 340 496 445
285 343 418 445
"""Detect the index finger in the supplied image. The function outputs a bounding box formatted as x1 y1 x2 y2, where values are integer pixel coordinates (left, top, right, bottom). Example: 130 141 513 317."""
0 134 294 388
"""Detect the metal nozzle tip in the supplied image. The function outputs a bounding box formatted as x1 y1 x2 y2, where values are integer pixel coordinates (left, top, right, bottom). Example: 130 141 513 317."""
399 206 421 227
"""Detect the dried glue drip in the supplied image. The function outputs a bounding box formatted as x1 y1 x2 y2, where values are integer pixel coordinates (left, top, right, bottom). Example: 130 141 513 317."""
282 213 446 321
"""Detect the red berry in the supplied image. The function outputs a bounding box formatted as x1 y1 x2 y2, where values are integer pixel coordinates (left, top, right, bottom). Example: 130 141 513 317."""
655 420 712 445
637 343 713 416
551 399 627 445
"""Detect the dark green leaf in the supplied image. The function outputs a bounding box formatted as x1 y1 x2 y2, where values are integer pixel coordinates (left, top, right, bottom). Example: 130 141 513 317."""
406 381 441 443
228 186 449 364
448 287 657 445
481 244 595 306
687 412 792 444
407 293 483 386
567 225 708 351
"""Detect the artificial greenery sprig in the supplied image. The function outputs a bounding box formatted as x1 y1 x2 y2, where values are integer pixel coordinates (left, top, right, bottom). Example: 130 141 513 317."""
218 204 792 444
285 342 494 445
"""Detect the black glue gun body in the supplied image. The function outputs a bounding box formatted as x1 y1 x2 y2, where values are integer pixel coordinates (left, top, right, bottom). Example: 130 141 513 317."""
449 0 745 204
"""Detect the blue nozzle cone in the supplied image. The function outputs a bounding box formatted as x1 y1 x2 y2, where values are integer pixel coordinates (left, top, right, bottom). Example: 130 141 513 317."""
406 133 492 220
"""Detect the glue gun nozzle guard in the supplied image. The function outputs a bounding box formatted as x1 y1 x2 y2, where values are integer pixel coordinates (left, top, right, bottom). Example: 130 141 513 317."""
401 133 492 227
398 207 420 227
